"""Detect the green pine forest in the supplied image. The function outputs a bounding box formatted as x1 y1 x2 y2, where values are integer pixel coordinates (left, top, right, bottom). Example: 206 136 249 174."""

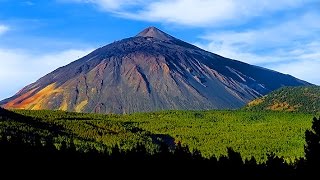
1 107 318 163
246 86 320 113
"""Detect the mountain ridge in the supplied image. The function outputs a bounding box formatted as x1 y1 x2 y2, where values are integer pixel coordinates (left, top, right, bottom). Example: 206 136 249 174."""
245 86 320 113
0 27 311 114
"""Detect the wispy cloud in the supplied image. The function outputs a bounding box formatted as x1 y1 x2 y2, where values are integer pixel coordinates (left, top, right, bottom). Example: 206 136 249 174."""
23 1 35 6
68 0 314 27
195 12 320 63
123 0 310 27
0 48 94 100
0 25 9 35
194 12 320 84
270 42 320 85
196 41 320 85
66 0 147 11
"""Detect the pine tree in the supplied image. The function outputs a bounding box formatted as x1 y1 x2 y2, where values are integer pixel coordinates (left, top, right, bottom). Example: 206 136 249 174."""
304 117 320 169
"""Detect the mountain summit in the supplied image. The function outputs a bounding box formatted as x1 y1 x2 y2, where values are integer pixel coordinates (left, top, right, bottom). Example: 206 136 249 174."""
136 26 175 41
0 27 311 114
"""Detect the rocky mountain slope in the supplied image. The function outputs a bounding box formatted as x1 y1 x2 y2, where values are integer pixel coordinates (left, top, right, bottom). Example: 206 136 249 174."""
0 27 311 113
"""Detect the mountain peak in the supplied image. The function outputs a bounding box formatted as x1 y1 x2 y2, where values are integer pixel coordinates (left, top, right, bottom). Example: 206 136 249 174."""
136 26 175 41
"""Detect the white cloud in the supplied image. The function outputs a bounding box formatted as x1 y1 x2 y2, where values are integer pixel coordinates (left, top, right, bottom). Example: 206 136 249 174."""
0 25 9 35
120 0 237 26
0 48 94 100
67 0 146 11
69 0 313 27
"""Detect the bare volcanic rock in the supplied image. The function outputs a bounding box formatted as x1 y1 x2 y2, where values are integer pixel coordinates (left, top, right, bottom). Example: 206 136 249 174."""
0 27 311 114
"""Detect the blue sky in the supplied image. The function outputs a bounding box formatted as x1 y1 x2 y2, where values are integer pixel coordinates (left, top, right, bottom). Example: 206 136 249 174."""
0 0 319 100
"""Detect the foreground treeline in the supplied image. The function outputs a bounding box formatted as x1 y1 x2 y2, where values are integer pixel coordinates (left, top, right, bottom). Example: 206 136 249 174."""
1 117 320 177
0 130 295 176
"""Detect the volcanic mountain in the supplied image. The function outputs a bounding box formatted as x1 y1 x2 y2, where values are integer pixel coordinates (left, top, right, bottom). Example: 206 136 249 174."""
0 27 311 114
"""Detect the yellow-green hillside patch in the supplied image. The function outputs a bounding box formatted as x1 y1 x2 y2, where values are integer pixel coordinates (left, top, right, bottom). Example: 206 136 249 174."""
245 86 320 114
